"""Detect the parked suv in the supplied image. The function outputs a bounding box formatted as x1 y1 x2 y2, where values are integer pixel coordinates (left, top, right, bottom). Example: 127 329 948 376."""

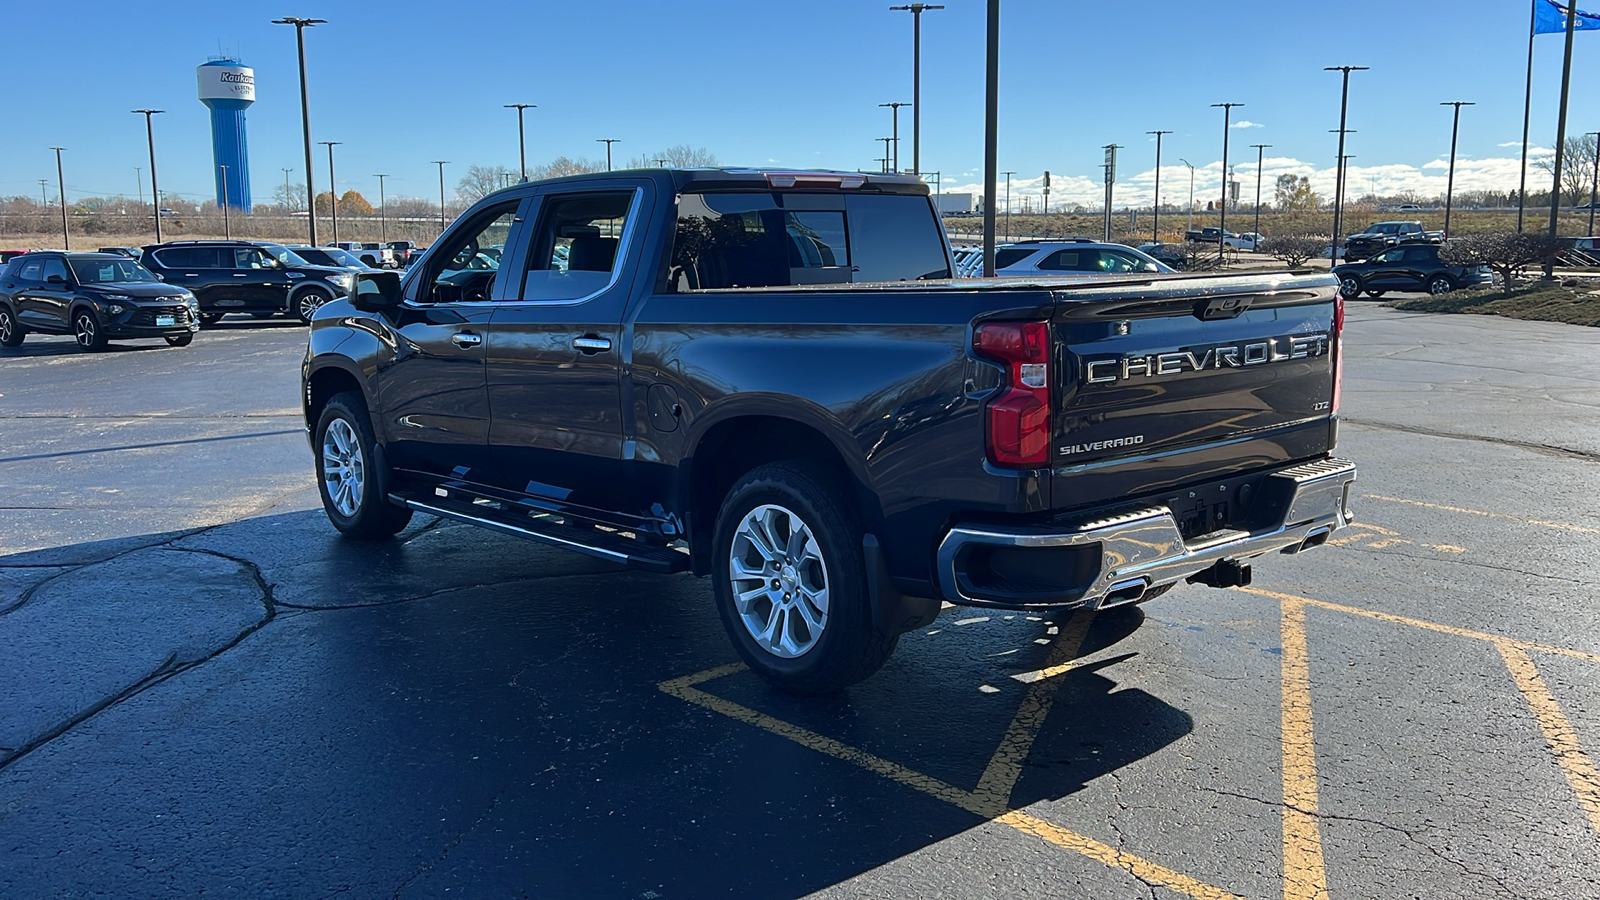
0 251 199 351
1334 243 1490 298
140 241 355 324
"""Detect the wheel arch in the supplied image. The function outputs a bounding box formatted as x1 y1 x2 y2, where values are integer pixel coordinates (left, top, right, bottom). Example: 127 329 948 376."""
680 404 882 577
303 358 372 434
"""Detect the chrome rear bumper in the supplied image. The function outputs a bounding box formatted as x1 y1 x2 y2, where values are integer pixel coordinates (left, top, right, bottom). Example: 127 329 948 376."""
935 457 1357 609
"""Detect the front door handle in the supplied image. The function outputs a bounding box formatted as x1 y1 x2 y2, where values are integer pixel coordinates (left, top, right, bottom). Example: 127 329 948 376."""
572 335 611 353
450 332 483 349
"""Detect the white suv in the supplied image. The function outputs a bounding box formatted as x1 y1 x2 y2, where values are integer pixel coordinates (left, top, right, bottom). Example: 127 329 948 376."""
992 240 1174 278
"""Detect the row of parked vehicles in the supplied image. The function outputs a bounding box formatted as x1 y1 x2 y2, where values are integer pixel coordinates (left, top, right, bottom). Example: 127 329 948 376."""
0 238 429 352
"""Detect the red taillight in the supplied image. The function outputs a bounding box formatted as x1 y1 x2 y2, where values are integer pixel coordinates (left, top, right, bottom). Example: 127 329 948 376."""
1332 293 1345 414
974 321 1051 468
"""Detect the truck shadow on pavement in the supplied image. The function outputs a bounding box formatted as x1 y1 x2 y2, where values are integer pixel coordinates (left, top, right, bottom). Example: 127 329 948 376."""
0 509 1192 898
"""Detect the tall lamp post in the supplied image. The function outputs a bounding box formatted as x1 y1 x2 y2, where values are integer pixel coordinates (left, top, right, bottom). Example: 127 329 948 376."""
1439 102 1474 237
596 139 619 172
50 147 69 250
431 161 449 233
319 140 342 243
272 16 326 245
133 109 164 242
1325 65 1368 261
374 173 389 243
220 165 232 239
1586 131 1599 237
1180 158 1196 233
1147 130 1171 242
889 2 944 177
1212 102 1242 260
878 137 895 173
504 103 535 182
979 0 995 275
879 102 910 172
1002 170 1015 241
1251 143 1271 248
1546 0 1580 277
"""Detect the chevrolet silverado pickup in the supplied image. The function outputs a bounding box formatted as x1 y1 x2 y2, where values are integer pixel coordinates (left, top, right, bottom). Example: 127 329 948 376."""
1341 220 1444 261
301 168 1356 694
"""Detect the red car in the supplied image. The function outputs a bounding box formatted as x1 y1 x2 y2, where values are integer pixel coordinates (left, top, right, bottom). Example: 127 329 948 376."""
0 250 33 263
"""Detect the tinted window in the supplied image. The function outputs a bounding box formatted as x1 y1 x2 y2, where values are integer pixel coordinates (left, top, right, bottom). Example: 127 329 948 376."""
1038 249 1091 271
234 248 271 269
1372 249 1405 264
1100 250 1160 273
16 258 45 281
844 194 949 282
1403 247 1437 263
156 247 222 268
40 258 70 282
994 248 1036 270
69 258 157 283
522 192 632 301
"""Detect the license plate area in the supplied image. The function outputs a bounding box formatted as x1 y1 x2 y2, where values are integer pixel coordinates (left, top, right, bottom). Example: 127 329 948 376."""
155 315 176 327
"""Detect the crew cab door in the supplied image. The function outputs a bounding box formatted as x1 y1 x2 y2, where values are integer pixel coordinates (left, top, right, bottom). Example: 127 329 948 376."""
376 199 528 486
484 183 648 515
223 246 291 309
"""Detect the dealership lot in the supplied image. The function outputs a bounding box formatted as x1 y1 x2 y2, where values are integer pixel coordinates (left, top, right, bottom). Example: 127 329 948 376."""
2 307 1600 898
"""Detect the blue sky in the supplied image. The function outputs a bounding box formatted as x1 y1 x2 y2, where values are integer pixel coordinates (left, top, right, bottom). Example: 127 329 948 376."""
2 0 1596 209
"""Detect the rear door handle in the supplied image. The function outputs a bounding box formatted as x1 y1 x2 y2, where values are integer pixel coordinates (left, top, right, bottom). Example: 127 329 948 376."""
572 336 611 353
451 332 483 349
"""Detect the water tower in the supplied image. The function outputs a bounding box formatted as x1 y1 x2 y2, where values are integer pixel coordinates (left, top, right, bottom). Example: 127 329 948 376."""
197 58 255 212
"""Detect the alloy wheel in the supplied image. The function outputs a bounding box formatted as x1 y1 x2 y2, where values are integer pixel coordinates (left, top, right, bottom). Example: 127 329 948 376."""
729 503 830 658
321 417 366 517
1429 277 1453 295
74 314 97 349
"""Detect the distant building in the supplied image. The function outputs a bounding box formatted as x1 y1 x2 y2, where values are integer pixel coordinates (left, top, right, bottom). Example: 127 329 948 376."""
936 193 973 214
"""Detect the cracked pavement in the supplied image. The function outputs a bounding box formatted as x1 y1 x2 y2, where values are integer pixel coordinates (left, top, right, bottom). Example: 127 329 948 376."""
2 307 1600 898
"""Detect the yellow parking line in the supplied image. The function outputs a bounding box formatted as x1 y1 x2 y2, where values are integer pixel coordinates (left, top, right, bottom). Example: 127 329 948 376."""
1279 596 1330 900
1364 494 1600 537
1495 643 1600 835
973 609 1095 813
660 657 1241 900
1240 588 1600 664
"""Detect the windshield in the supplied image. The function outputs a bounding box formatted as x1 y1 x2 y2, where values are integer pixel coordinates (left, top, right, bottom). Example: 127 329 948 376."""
325 248 364 267
259 244 311 266
69 257 158 284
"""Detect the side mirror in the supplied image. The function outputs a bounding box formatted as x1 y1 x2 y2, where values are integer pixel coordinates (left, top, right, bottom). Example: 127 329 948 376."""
46 274 67 285
153 273 165 281
353 271 404 312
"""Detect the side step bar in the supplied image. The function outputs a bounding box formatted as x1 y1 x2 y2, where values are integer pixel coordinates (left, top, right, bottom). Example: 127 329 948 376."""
391 493 691 574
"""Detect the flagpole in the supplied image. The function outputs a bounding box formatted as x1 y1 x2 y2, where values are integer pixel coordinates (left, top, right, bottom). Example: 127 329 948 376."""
1518 0 1537 231
1546 0 1580 277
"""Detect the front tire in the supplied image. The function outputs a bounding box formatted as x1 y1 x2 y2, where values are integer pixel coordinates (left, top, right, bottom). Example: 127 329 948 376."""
73 310 107 352
314 391 413 539
164 333 194 347
295 287 333 325
712 461 896 694
0 306 23 347
1338 275 1363 299
199 313 224 326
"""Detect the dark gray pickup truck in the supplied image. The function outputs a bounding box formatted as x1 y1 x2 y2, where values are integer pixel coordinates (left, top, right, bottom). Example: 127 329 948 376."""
301 168 1356 693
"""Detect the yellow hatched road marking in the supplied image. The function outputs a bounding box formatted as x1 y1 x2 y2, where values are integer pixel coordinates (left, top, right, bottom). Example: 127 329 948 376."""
659 635 1243 900
1279 597 1330 900
1496 643 1600 835
1364 494 1600 537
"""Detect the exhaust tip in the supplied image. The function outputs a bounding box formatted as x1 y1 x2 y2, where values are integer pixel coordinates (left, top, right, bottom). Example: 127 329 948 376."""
1100 578 1148 607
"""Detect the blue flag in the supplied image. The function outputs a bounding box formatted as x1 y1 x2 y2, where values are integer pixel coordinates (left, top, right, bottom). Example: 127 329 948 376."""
1535 0 1600 34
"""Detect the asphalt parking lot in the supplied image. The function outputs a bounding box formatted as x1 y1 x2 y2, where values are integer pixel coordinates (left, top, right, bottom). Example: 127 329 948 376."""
3 305 1600 899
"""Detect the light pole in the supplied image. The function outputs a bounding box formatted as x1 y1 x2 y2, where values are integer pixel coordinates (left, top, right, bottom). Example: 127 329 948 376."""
1325 65 1368 260
1102 144 1121 242
133 109 164 242
1586 131 1599 237
653 157 669 167
273 17 326 245
220 165 232 239
1440 102 1474 237
1180 158 1196 233
40 180 48 210
1147 130 1170 242
890 2 944 177
135 166 143 209
1251 143 1271 248
432 160 449 233
1547 0 1580 277
504 103 535 182
1212 102 1242 260
880 102 910 172
319 140 342 244
1002 170 1015 241
596 139 619 171
50 147 68 250
980 0 995 275
281 167 294 211
878 137 895 173
374 174 389 243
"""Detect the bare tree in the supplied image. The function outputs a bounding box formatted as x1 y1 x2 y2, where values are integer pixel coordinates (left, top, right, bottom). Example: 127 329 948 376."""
532 156 605 179
1260 234 1329 267
1439 232 1561 295
456 164 517 203
1533 134 1599 207
273 180 307 213
628 144 719 168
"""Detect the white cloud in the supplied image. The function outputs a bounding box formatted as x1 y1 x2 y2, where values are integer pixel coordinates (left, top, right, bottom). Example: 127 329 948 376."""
1499 141 1525 148
1230 120 1265 129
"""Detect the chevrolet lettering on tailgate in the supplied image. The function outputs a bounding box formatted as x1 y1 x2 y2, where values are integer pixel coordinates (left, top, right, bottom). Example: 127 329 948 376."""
1083 334 1330 385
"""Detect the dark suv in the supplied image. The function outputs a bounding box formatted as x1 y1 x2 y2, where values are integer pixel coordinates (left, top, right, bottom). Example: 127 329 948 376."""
0 252 200 351
140 241 355 325
1334 243 1490 298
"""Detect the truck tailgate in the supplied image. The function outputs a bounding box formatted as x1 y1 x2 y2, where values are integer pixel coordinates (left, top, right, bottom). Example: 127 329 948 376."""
1049 275 1339 512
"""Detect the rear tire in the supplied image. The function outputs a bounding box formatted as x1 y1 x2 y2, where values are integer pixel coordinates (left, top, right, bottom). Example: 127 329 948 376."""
314 391 413 539
1366 290 1386 299
712 461 896 694
0 306 23 347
